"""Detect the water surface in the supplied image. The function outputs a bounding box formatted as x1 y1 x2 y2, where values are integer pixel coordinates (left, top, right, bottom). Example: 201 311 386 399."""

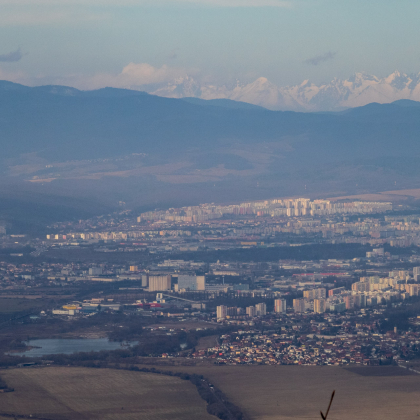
10 338 135 357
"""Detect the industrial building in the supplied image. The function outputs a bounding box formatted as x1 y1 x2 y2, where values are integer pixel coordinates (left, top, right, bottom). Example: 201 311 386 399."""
177 275 206 291
148 275 172 292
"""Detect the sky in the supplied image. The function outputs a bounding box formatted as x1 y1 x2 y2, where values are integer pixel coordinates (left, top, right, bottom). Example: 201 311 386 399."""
0 0 419 90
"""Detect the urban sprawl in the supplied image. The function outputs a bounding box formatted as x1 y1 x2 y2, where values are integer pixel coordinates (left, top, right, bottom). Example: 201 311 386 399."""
2 197 420 367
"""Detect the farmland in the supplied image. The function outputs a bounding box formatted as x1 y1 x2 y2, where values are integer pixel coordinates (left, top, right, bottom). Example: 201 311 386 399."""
2 364 420 420
136 364 420 420
0 367 215 420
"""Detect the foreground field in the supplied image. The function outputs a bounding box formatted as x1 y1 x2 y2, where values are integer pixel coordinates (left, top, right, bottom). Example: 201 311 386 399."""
140 364 420 420
0 367 215 420
2 364 420 420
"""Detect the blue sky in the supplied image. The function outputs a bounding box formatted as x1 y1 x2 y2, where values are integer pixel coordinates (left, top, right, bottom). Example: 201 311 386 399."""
0 0 419 89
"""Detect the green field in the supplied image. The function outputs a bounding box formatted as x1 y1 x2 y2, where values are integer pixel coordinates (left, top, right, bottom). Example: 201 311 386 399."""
0 367 215 420
137 364 420 420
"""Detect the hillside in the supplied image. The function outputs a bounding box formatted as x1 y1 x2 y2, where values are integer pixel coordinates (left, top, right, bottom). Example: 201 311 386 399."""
1 80 420 162
0 81 420 228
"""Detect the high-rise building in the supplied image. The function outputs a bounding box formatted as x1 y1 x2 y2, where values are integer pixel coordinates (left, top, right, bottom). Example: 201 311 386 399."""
313 299 327 314
293 298 306 313
142 274 149 288
255 303 267 316
366 297 377 306
129 265 138 272
227 307 238 317
328 287 345 297
217 305 228 320
352 282 370 292
148 275 172 292
178 275 206 291
414 267 420 282
274 299 287 313
303 288 326 300
409 284 420 296
344 295 354 310
303 290 313 300
353 293 366 308
246 306 257 317
399 270 410 279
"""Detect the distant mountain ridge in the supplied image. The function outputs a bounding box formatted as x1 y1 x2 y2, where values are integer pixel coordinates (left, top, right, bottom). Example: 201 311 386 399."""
0 79 420 163
146 71 420 111
1 79 420 214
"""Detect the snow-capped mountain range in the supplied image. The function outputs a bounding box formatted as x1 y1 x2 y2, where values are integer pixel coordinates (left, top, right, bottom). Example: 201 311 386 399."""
147 71 420 112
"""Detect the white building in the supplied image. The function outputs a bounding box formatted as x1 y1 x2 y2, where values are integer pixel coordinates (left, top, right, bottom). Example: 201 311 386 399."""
217 305 228 320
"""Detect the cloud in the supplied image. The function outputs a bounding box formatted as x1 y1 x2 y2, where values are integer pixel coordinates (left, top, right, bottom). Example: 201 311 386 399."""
40 63 195 91
119 62 189 86
0 48 23 62
0 62 196 92
305 51 337 66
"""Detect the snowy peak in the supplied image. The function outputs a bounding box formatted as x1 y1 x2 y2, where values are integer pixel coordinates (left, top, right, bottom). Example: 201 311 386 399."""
146 71 420 112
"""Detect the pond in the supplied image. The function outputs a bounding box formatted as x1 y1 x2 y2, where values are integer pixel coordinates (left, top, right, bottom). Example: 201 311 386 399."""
9 338 137 357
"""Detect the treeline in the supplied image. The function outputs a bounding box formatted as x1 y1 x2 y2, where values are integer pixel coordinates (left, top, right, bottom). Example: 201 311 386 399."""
46 326 233 362
380 296 420 333
172 243 373 263
107 317 144 342
14 312 152 342
119 325 234 357
127 367 243 420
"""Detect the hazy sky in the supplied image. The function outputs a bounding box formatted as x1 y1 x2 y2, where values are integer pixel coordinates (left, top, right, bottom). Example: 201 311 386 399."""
0 0 419 89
